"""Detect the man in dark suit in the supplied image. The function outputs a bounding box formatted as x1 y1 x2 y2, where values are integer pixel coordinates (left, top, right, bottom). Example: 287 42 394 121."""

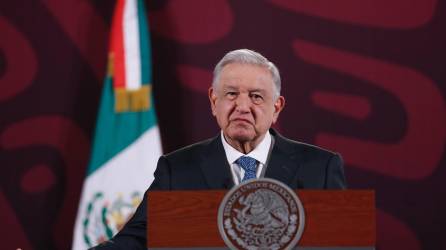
92 49 346 249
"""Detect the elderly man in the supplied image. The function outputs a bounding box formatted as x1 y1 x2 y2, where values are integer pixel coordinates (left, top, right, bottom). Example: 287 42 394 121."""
92 49 346 249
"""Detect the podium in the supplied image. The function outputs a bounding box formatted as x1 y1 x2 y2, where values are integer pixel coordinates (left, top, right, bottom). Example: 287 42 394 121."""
147 190 375 249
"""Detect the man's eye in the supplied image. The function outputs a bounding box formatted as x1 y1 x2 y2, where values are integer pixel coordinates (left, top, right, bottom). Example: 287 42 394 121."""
226 92 237 97
251 94 263 101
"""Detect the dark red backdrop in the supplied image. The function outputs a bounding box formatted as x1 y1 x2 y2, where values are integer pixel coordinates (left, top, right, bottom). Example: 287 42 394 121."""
1 0 445 249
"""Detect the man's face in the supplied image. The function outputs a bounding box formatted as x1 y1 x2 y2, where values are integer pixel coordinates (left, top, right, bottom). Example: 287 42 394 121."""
209 63 285 145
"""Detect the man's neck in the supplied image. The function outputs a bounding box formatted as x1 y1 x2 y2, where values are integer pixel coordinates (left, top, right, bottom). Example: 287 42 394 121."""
224 134 265 154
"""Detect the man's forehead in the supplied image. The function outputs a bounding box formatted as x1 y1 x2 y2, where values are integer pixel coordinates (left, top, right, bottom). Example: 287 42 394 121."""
219 66 273 84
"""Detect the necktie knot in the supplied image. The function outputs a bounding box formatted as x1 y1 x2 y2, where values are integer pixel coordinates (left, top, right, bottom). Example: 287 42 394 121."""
236 156 258 182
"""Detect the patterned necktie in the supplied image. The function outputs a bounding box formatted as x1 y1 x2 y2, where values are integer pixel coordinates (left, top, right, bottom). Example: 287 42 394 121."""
236 156 258 182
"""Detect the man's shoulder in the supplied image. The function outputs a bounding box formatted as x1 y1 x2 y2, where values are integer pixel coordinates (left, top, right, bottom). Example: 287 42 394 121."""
273 130 338 158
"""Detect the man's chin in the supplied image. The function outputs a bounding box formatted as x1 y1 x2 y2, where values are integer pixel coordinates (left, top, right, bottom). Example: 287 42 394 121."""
225 130 255 143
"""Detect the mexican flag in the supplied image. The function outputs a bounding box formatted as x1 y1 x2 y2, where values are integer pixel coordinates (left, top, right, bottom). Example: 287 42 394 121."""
72 0 162 249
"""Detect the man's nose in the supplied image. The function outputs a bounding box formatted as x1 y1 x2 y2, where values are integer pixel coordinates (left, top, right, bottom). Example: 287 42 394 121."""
235 94 251 112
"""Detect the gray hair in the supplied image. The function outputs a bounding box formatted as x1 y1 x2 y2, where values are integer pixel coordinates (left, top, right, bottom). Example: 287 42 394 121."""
212 49 281 99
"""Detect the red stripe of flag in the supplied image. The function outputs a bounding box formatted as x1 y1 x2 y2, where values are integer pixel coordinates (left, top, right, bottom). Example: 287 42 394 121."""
110 0 126 88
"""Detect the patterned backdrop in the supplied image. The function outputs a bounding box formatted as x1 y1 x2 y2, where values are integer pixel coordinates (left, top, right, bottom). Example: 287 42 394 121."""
1 0 445 249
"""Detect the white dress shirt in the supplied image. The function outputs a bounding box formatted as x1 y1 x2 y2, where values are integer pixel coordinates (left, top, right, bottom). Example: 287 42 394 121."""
220 131 272 185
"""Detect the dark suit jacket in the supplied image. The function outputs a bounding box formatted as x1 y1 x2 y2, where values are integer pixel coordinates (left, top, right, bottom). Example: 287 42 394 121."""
92 129 346 249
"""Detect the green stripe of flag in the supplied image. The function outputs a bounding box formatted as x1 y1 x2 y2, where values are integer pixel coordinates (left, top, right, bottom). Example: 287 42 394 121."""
137 0 151 85
86 78 157 176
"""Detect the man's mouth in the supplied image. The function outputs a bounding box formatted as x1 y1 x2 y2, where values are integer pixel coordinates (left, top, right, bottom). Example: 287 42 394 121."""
231 118 252 125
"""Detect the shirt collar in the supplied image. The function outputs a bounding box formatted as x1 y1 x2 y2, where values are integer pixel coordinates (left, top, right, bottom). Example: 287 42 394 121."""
221 130 272 165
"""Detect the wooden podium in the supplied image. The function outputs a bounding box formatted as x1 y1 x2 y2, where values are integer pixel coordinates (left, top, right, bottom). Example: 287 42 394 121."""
148 190 375 249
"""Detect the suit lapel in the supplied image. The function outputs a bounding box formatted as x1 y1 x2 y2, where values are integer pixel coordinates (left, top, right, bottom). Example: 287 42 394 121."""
264 130 301 187
198 130 300 189
199 135 234 189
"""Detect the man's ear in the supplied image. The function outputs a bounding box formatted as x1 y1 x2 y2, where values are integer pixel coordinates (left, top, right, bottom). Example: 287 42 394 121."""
272 96 285 124
208 87 217 116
